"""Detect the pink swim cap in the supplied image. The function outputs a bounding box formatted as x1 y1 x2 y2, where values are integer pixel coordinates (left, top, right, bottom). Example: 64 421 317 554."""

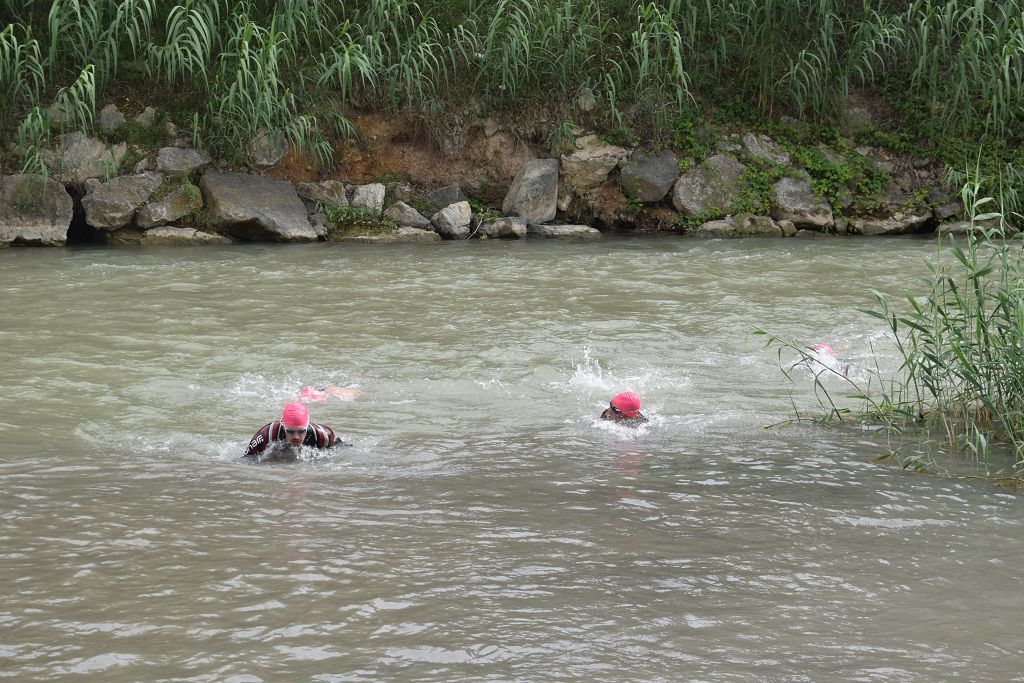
810 342 835 357
282 401 309 428
611 391 642 417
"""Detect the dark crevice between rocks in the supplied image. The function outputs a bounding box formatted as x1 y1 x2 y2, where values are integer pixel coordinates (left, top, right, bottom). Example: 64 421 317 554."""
63 185 104 245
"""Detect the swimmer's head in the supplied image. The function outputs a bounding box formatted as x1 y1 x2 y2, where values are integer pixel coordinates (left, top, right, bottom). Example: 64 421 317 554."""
610 391 642 418
810 342 835 357
282 401 310 446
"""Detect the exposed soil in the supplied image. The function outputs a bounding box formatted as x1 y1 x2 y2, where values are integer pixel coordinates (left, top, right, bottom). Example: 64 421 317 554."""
325 112 537 204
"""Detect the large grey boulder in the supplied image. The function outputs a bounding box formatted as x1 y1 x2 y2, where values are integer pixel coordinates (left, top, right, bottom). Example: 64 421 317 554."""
426 185 467 213
742 133 791 165
384 200 431 229
135 183 203 229
561 135 629 193
527 224 601 239
142 227 232 245
846 211 932 236
82 172 163 230
478 216 527 239
156 147 210 175
503 158 559 224
199 170 316 241
0 174 74 246
43 132 127 183
672 154 746 217
431 201 472 239
771 176 833 230
692 214 783 238
351 183 386 214
619 150 678 202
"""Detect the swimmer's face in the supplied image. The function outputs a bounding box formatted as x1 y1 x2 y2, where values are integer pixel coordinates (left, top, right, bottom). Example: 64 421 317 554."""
284 425 307 447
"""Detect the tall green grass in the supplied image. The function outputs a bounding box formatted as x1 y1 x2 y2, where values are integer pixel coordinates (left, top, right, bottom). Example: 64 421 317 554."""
1 0 1021 181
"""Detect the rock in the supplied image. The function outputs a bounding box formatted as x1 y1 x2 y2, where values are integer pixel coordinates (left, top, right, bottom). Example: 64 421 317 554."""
134 106 157 127
141 227 232 245
248 129 288 167
0 174 74 246
389 181 414 203
82 172 163 230
384 200 430 229
98 104 125 133
199 170 316 241
431 201 472 239
742 133 791 165
135 183 203 229
43 132 126 183
395 227 441 242
295 180 348 207
770 176 833 230
561 135 629 193
343 227 441 244
934 200 962 221
692 214 783 238
672 154 746 217
478 216 527 239
156 147 211 175
342 227 442 242
777 219 798 236
426 185 467 213
717 139 742 153
847 212 932 236
619 150 679 202
527 223 601 239
351 183 386 214
503 158 559 224
577 87 597 112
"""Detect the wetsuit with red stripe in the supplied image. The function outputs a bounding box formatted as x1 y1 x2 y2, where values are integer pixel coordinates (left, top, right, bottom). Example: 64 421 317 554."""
243 420 340 461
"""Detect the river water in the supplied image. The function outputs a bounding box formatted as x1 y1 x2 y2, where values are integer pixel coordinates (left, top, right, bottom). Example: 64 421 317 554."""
1 237 1021 681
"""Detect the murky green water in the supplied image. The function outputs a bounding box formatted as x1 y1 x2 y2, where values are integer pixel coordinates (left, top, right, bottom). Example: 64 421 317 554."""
1 237 1021 681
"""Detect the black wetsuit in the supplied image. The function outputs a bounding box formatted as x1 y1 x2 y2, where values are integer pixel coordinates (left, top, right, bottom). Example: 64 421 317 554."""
600 408 649 425
243 420 341 462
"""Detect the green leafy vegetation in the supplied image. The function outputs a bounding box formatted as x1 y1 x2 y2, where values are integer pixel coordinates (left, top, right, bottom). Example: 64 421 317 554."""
320 204 397 239
760 170 1024 483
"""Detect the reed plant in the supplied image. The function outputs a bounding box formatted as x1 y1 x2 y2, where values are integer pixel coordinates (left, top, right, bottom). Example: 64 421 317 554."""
0 0 1018 190
0 23 45 124
761 173 1024 478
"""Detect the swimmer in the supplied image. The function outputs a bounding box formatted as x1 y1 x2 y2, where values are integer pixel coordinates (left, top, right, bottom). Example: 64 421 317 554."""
299 385 363 402
243 401 345 463
807 342 852 378
600 391 649 425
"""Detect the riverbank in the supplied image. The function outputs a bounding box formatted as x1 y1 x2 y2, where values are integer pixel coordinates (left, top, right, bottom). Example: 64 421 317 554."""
0 102 979 247
2 1 1019 247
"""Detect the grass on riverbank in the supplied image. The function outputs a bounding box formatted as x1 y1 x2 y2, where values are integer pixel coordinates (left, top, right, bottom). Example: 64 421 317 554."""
1 0 1021 217
760 174 1024 484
